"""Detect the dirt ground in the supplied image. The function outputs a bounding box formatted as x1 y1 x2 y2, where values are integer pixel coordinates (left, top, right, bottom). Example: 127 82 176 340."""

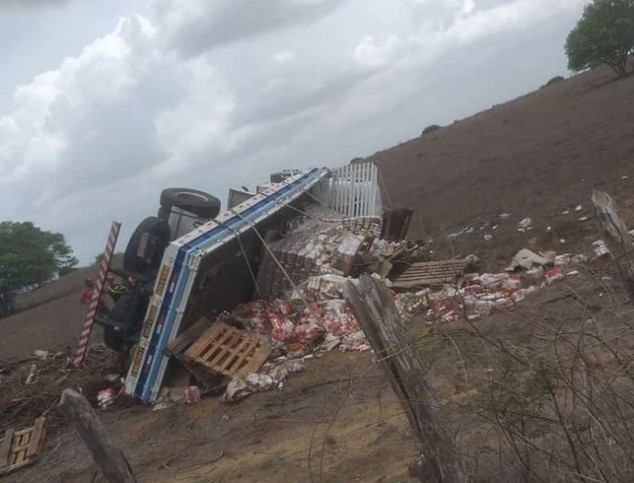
0 256 124 358
374 64 634 270
3 65 634 481
8 352 420 483
0 291 100 360
5 269 619 483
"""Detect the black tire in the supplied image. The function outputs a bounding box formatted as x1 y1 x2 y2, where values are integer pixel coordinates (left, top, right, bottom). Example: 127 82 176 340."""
157 206 170 221
123 217 171 276
160 188 220 219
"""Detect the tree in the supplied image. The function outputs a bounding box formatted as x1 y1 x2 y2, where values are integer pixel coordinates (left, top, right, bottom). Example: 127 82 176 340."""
0 222 78 289
565 0 634 78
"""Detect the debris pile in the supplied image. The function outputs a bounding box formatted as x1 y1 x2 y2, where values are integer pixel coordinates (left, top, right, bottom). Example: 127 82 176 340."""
0 417 47 476
233 293 368 354
256 205 387 297
172 237 598 404
0 346 130 435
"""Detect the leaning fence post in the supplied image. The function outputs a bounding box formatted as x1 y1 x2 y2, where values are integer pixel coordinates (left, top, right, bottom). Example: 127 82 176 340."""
59 389 137 483
344 275 467 483
591 190 634 300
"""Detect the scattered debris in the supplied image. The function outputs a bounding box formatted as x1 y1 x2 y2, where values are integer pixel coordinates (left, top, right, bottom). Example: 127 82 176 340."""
592 240 609 258
575 205 583 212
222 359 305 402
1 345 128 435
165 317 213 359
183 322 272 380
390 258 475 289
97 388 117 409
33 351 50 360
152 387 185 411
555 254 572 266
0 418 47 476
517 217 532 232
448 226 474 239
545 267 565 284
25 364 37 385
506 249 554 271
184 386 201 405
484 234 493 241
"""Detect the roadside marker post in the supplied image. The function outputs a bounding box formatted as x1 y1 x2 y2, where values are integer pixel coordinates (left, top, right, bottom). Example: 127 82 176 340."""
72 222 121 367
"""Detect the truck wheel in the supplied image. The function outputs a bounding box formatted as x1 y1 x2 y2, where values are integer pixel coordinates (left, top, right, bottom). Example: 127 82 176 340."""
157 206 170 221
160 188 221 219
123 217 171 276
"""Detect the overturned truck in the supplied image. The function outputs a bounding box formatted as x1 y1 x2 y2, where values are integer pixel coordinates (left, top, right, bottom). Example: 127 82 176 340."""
110 163 384 403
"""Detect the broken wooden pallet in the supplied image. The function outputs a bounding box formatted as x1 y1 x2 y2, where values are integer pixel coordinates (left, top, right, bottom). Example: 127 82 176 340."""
182 321 271 379
0 417 46 476
165 316 213 358
390 259 472 289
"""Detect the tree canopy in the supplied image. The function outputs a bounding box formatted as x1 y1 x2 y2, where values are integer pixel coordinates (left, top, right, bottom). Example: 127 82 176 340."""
565 0 634 77
0 222 78 289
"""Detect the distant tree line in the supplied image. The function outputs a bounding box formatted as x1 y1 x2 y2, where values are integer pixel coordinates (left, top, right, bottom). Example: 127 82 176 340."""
0 221 77 291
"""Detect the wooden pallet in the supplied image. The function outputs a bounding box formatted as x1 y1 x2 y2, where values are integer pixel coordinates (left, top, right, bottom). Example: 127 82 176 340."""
183 322 271 379
0 417 46 476
165 317 213 358
390 259 472 289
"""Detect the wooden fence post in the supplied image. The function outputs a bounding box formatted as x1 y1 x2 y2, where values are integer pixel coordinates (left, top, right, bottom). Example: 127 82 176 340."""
591 190 634 300
59 389 137 483
344 275 467 483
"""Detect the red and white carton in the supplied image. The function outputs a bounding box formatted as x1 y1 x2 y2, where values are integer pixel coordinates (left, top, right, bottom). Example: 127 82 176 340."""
184 386 201 405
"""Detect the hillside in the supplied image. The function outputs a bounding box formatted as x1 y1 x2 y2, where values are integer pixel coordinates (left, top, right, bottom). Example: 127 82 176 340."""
374 65 634 265
1 255 124 359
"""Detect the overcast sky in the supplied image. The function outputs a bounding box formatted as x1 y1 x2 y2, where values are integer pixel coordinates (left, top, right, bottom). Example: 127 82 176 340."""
0 0 587 264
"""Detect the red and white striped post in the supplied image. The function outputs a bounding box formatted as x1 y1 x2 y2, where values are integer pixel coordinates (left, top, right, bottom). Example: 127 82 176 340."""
72 221 121 367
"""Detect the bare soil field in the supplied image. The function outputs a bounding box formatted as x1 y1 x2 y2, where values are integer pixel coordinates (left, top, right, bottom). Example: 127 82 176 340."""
3 66 634 482
374 64 634 269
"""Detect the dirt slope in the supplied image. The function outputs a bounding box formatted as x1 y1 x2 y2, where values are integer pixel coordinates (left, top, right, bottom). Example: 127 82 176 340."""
0 256 127 359
374 65 634 257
